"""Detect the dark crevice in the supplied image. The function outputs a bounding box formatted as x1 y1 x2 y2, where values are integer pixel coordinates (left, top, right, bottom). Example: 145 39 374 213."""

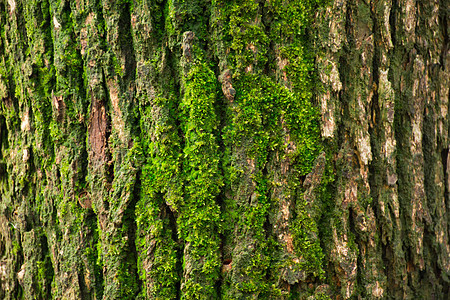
156 192 181 299
156 0 168 45
370 6 380 128
390 0 411 296
11 230 24 299
40 232 54 299
203 0 212 55
175 231 182 299
163 198 182 300
389 0 397 51
422 101 436 226
43 0 55 66
438 2 448 70
0 114 7 162
260 161 274 290
209 9 229 294
422 225 442 290
127 170 143 298
442 148 449 226
344 0 353 48
100 67 114 186
78 272 89 300
15 1 29 54
119 1 136 85
77 140 89 197
166 46 184 152
381 243 396 297
118 0 140 141
96 0 107 47
27 147 37 209
404 248 415 293
164 200 179 249
367 1 385 289
317 155 336 262
448 91 450 245
218 228 227 290
259 0 272 77
337 53 349 133
263 215 272 287
442 148 449 186
86 209 104 299
156 2 172 94
348 207 364 297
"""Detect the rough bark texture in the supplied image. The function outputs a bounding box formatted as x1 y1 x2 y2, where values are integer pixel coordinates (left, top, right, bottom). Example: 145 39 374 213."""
0 0 448 299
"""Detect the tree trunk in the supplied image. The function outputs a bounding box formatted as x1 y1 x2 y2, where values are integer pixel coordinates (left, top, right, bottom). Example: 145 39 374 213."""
0 0 448 299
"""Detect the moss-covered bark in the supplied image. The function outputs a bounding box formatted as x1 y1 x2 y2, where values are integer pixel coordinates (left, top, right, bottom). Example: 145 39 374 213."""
0 0 448 299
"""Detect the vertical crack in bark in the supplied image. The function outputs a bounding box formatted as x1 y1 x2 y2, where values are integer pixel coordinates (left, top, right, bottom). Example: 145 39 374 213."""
100 67 113 183
389 0 397 49
128 170 143 298
438 2 448 70
86 209 104 299
14 1 29 53
119 0 136 85
367 0 389 297
40 233 53 297
163 198 182 300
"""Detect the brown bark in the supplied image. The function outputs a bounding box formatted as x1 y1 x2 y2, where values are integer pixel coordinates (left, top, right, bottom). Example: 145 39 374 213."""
0 0 448 299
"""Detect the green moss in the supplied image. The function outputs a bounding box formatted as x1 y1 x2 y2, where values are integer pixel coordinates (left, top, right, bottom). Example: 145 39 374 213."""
11 240 21 256
291 195 325 278
224 74 321 175
314 292 332 300
0 0 337 298
178 61 222 299
211 0 268 75
137 167 180 298
94 143 143 299
215 6 326 297
35 253 53 297
139 96 182 209
213 4 325 296
165 0 211 53
136 91 181 299
84 215 104 299
220 71 322 297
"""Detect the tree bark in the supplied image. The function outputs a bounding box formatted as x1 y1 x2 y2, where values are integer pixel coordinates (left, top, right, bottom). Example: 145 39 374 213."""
0 0 448 299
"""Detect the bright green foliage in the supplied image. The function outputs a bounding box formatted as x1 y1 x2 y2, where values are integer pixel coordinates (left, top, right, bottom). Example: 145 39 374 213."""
212 0 326 297
314 292 332 300
23 0 55 169
136 96 181 299
98 143 142 299
222 73 322 297
140 98 183 209
228 74 321 174
291 196 325 278
228 0 268 74
265 0 324 95
178 62 222 299
0 0 330 298
137 163 180 299
165 0 211 51
212 0 269 75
